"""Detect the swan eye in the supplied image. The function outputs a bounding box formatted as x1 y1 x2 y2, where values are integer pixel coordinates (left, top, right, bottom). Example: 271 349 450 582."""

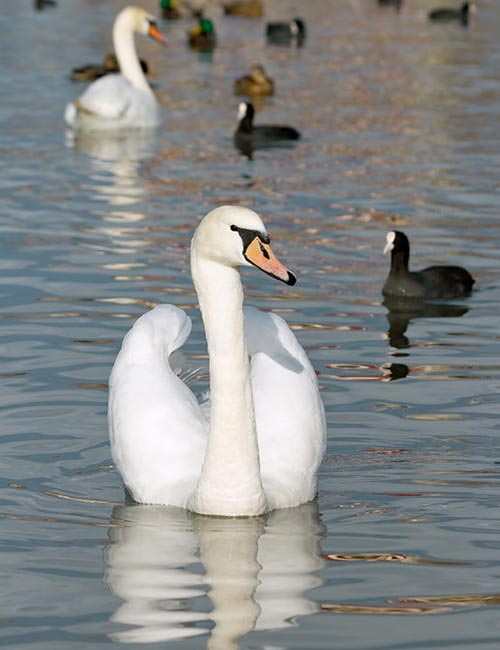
147 19 166 44
230 224 270 251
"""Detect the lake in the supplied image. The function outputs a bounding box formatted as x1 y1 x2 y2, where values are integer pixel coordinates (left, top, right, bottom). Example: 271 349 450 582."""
1 0 500 649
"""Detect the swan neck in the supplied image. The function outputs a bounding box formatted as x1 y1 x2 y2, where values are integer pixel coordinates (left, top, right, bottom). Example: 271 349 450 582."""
189 255 267 516
113 11 151 92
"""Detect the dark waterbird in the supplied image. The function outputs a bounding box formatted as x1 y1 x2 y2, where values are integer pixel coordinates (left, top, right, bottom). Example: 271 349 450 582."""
377 0 403 10
234 64 274 98
382 230 475 300
234 102 300 158
34 0 56 9
266 17 306 45
188 17 217 52
160 0 181 20
384 298 470 349
70 53 149 83
428 2 473 25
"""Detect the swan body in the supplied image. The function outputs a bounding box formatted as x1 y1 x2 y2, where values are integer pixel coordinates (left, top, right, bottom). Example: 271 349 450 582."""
65 6 165 130
108 206 326 516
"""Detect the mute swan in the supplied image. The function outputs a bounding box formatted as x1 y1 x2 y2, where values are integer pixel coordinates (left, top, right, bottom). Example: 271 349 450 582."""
108 206 326 517
64 6 165 130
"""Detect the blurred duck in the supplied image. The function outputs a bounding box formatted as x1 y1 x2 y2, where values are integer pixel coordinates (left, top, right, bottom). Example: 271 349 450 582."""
382 230 475 299
428 2 473 24
188 17 216 52
160 0 181 19
222 0 263 18
65 6 166 130
234 101 300 156
266 17 305 45
34 0 57 9
377 0 403 10
70 52 149 83
234 64 274 98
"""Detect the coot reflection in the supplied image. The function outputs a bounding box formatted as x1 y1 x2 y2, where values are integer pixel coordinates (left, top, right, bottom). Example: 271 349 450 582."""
384 297 470 349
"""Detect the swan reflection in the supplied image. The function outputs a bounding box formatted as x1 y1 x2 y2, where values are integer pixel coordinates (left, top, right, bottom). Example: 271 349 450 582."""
104 502 325 646
65 126 158 163
65 128 159 245
384 297 469 350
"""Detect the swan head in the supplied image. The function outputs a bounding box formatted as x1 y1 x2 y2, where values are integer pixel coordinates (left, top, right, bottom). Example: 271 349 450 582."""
192 206 296 285
116 6 167 45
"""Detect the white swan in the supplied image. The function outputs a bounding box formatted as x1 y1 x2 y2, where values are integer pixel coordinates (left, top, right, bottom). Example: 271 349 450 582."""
64 6 165 130
108 206 326 516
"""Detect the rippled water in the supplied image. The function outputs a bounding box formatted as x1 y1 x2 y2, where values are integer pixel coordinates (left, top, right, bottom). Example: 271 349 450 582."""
2 0 500 648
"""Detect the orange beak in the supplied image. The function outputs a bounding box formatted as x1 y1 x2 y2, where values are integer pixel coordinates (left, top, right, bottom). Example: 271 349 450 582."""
148 23 167 45
244 237 296 286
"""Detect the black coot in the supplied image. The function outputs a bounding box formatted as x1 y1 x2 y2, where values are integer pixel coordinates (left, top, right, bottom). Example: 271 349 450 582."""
428 2 471 25
266 17 306 45
377 0 403 10
234 102 300 157
382 230 475 299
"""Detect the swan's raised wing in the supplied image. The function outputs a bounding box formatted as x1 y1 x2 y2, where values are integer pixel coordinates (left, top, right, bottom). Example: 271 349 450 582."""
108 305 208 507
244 306 326 509
75 74 132 119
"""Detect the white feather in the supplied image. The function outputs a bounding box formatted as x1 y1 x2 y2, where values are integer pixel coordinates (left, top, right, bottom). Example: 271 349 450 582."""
65 7 162 130
108 206 327 516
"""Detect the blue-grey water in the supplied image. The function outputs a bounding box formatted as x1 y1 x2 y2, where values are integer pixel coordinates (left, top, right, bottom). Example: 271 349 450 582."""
1 0 500 648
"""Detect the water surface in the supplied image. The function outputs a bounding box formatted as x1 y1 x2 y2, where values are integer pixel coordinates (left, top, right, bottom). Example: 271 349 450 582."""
1 1 500 649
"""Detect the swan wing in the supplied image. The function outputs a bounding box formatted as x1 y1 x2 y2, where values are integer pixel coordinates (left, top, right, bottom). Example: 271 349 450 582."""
244 306 326 509
108 305 208 507
74 74 132 119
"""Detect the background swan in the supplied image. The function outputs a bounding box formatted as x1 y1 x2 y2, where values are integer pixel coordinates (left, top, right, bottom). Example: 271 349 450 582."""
108 206 326 517
64 6 165 130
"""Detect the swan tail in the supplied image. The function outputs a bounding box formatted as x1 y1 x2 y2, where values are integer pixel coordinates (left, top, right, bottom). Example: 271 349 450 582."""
64 101 77 127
